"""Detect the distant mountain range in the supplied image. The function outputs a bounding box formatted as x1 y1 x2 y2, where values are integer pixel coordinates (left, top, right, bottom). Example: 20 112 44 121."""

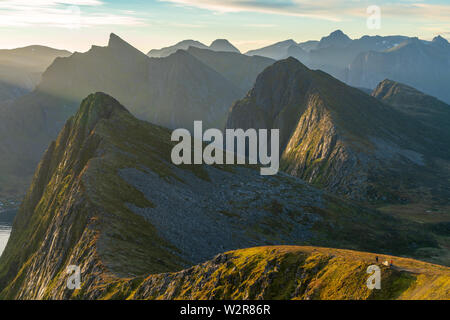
241 30 450 104
246 39 306 60
347 36 450 104
227 57 450 204
0 34 271 197
147 38 240 57
0 46 70 103
146 31 450 104
0 93 441 299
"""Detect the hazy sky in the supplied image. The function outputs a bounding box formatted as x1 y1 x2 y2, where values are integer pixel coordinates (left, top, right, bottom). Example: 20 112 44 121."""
0 0 449 53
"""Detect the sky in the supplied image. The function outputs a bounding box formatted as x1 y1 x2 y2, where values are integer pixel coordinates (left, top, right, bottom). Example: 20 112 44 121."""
0 0 449 53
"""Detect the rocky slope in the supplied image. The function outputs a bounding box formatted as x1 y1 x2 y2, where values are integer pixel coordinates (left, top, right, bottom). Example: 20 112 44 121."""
226 57 450 203
0 33 243 197
0 93 439 299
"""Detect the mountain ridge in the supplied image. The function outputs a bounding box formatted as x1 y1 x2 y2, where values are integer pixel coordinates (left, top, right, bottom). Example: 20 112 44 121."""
0 92 439 298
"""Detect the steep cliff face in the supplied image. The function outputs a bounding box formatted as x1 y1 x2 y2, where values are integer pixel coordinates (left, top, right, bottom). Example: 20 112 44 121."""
0 93 438 299
227 58 450 203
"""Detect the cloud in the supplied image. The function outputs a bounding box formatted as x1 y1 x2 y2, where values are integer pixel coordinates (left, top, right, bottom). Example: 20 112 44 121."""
244 23 277 28
0 0 146 28
159 0 344 21
160 0 450 23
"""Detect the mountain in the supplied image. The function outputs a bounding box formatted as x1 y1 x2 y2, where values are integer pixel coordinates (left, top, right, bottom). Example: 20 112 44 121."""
347 36 450 104
307 32 409 82
209 39 240 53
147 39 208 57
244 31 409 81
0 33 243 197
226 57 450 204
0 45 71 102
0 93 439 299
372 79 450 130
38 33 242 129
245 39 302 60
298 40 319 52
186 46 275 92
147 39 240 57
317 30 352 49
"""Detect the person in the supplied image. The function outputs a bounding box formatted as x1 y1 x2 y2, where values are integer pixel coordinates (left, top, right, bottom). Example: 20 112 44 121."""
375 256 379 263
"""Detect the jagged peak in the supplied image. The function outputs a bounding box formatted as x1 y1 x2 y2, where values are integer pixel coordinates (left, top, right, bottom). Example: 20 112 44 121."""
322 29 351 41
108 33 139 51
75 92 130 132
252 56 313 88
432 35 449 46
274 56 310 70
318 30 352 48
371 79 423 99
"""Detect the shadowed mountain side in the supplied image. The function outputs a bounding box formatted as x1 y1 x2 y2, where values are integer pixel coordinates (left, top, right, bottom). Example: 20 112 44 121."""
186 46 275 92
0 33 243 197
0 93 438 299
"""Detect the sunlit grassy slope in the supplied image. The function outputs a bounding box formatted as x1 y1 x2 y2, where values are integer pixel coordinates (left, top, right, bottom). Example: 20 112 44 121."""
92 246 450 300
